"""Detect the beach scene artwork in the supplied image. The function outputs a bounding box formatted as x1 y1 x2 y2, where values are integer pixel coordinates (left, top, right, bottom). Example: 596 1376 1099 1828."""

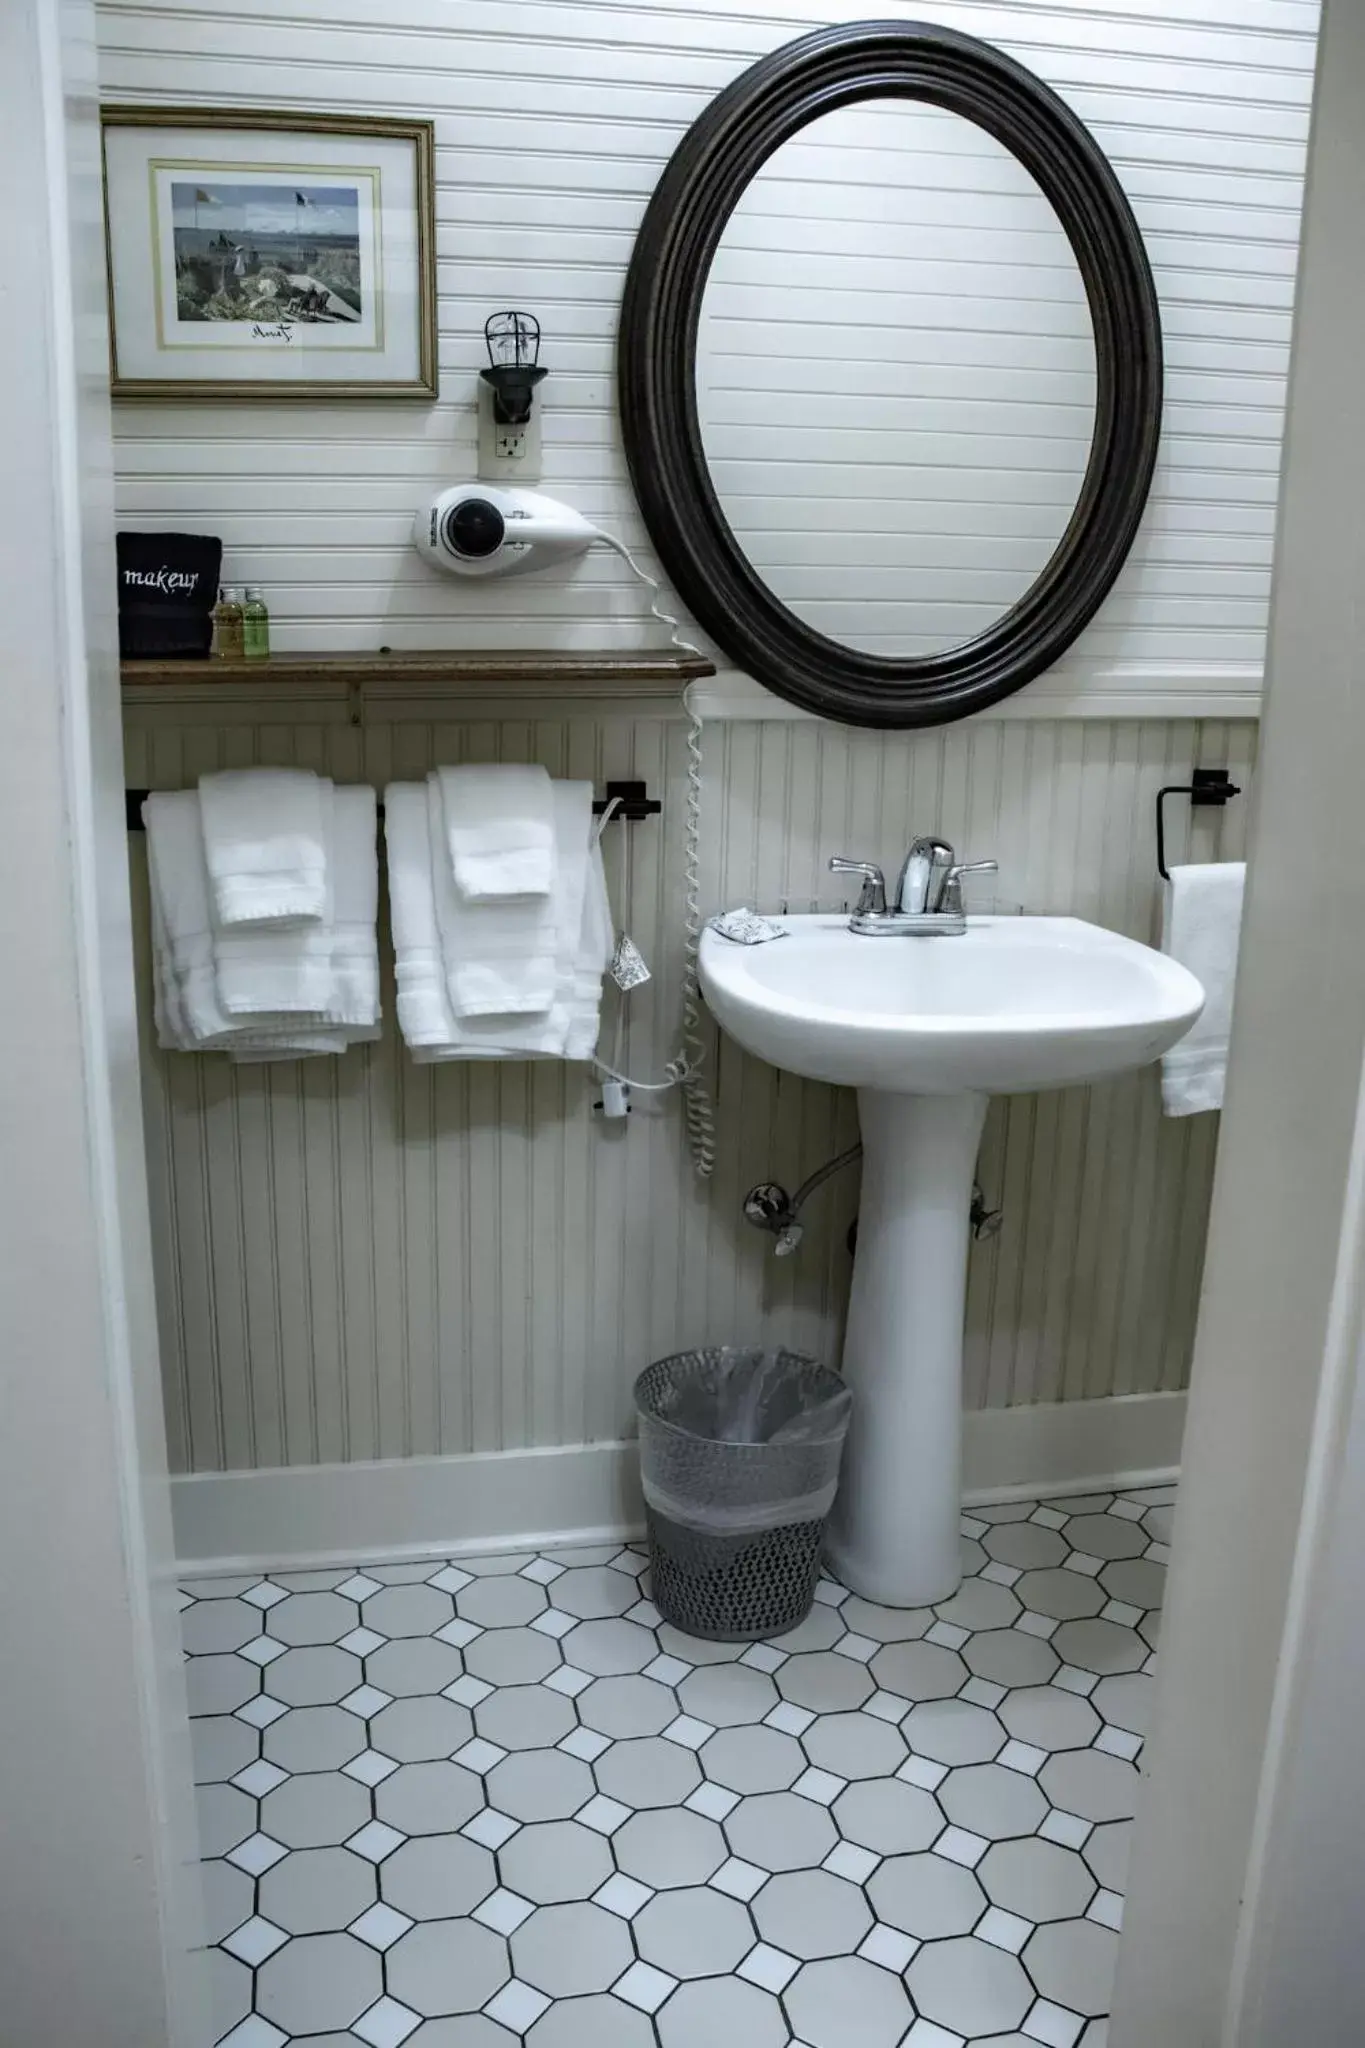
170 179 364 327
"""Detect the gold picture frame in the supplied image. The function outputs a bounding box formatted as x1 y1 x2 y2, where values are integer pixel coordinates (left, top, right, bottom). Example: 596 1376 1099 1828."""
101 106 438 400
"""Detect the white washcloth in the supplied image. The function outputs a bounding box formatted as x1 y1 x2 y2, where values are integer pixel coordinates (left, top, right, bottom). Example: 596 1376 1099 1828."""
384 778 609 1062
199 767 329 927
1160 861 1244 1114
437 762 555 900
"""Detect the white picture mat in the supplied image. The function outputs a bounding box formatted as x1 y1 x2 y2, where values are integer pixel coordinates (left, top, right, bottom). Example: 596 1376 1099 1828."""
105 124 423 385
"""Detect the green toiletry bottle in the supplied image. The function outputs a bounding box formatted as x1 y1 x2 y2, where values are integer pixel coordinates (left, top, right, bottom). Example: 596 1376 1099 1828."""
213 586 245 660
243 586 270 661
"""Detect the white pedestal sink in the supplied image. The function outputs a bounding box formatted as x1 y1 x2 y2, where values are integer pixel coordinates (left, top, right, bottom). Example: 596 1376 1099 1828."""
699 915 1204 1607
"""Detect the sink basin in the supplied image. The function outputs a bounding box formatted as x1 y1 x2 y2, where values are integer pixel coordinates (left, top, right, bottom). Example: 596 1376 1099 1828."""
700 913 1203 1608
699 914 1204 1096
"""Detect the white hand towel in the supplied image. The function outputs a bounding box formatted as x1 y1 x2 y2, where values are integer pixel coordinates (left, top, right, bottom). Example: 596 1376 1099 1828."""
385 778 610 1063
212 778 336 1017
437 762 554 900
438 778 593 1038
199 767 329 926
431 777 568 1018
328 785 380 1029
1160 861 1243 1114
383 781 463 1050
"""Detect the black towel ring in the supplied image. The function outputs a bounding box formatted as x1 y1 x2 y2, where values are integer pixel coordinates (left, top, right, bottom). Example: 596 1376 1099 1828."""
1155 769 1242 881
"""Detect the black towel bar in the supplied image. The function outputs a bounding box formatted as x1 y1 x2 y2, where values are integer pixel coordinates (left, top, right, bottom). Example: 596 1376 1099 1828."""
124 778 661 833
1155 769 1241 882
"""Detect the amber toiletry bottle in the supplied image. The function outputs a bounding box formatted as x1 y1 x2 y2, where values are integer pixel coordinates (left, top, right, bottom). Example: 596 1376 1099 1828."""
213 586 245 660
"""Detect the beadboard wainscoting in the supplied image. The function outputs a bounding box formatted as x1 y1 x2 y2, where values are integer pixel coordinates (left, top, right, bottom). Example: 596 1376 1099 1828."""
125 711 1256 1526
99 0 1316 716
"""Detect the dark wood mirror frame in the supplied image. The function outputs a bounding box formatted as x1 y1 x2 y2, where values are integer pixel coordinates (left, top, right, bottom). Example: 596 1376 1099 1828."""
618 20 1163 729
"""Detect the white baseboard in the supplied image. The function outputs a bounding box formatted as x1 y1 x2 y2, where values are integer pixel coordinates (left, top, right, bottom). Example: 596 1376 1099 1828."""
170 1390 1187 1575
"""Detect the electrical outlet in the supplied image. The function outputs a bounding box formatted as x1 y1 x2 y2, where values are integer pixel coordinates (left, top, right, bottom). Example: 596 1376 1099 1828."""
477 382 542 482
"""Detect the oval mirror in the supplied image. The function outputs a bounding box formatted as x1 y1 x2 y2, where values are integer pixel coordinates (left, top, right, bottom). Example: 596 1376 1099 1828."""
619 22 1162 728
695 97 1098 660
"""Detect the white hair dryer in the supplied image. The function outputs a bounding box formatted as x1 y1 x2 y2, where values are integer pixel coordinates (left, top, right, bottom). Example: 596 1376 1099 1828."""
413 484 596 579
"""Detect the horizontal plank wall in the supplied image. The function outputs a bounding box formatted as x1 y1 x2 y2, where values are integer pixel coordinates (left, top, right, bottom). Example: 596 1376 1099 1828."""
123 710 1257 1475
98 0 1316 713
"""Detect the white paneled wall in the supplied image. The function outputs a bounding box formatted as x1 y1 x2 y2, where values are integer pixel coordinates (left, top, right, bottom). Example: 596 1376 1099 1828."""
103 0 1294 1478
123 709 1256 1474
99 0 1316 707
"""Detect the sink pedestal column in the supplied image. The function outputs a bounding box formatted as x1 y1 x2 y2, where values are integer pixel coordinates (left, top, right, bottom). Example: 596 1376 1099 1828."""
825 1088 989 1609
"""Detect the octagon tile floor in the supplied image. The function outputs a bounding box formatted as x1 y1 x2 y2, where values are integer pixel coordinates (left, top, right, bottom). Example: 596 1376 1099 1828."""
183 1485 1173 2048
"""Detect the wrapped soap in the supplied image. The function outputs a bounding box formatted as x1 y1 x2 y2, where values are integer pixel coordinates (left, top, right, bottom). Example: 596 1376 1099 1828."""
707 908 788 945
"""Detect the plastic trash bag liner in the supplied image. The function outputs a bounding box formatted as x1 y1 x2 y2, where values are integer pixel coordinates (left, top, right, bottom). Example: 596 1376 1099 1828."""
635 1346 852 1536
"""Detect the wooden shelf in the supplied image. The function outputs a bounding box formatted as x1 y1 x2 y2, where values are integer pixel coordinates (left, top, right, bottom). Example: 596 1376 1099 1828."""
120 648 714 709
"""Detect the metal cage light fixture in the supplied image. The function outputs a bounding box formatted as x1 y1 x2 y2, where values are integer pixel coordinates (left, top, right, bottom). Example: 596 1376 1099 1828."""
480 310 548 424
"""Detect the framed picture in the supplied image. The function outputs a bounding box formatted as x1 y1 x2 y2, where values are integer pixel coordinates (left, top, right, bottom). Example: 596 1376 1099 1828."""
101 107 437 399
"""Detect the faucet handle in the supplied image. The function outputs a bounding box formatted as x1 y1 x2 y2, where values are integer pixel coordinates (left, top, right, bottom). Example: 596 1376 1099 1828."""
938 859 998 917
828 856 887 917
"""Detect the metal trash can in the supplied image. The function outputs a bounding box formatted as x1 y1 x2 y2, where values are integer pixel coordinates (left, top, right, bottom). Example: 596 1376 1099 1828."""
634 1346 853 1641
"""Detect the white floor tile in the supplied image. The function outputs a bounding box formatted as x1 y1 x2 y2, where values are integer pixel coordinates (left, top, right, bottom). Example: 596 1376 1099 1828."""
348 1902 413 1951
340 1685 393 1720
1024 1998 1087 2046
709 1856 766 1901
336 1574 382 1603
1039 1809 1093 1850
685 1781 739 1821
483 1982 552 2032
739 1942 800 1991
473 1886 536 1934
426 1565 474 1595
858 1923 919 1972
353 1995 423 2047
344 1748 399 1786
180 1509 1154 2045
543 1664 593 1697
462 1807 520 1850
1089 1888 1125 1930
613 1960 677 2012
221 1916 288 1965
977 1906 1034 1953
935 1826 989 1868
594 1872 654 1919
559 1726 612 1762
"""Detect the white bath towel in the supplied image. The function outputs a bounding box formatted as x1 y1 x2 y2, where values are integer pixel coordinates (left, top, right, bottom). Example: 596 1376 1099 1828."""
1160 861 1245 1114
198 766 329 927
437 762 554 900
144 785 380 1060
384 777 609 1062
145 800 340 1054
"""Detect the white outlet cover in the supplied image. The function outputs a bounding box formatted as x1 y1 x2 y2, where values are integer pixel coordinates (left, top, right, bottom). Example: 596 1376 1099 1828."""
477 382 542 482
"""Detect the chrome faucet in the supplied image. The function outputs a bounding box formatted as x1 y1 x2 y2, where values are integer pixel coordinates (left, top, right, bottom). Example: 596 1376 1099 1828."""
829 838 998 936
